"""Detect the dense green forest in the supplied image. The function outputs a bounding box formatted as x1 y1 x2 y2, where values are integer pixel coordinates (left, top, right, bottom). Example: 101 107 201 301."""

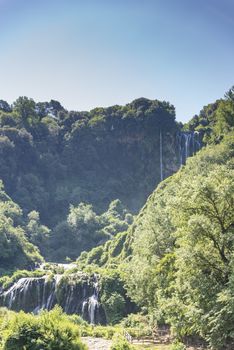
0 96 179 263
77 88 234 349
0 96 177 221
0 88 233 350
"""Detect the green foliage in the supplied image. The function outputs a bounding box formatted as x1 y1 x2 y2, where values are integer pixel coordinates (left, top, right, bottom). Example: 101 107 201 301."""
103 292 126 324
120 314 152 338
0 307 87 350
0 96 177 262
77 231 129 268
185 87 234 144
26 211 50 255
13 96 38 125
121 314 149 329
0 91 233 349
123 133 234 348
88 325 116 339
50 200 132 261
99 270 133 324
0 100 11 113
224 85 234 102
171 340 186 350
111 333 134 350
76 323 119 339
0 183 43 273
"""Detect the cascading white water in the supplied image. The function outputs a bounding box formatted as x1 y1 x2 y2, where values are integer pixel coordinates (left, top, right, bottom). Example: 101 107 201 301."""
88 295 99 324
176 133 183 167
0 273 105 324
159 129 163 181
82 300 88 317
184 133 191 160
87 273 99 324
177 131 201 166
194 130 201 151
1 276 59 313
4 278 33 309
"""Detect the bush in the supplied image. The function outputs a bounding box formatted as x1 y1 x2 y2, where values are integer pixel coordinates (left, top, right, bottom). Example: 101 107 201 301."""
91 325 108 338
110 334 133 350
100 270 129 324
102 292 126 324
120 314 152 338
1 307 87 350
171 340 186 350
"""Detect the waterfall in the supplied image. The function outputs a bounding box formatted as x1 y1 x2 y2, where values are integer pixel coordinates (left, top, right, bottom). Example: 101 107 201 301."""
0 273 106 324
82 300 88 318
0 276 58 313
88 295 99 324
160 129 163 181
88 274 99 324
177 131 201 166
185 133 191 160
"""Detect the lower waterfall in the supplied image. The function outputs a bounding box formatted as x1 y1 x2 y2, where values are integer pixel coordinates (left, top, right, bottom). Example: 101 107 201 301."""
82 273 100 324
0 273 106 325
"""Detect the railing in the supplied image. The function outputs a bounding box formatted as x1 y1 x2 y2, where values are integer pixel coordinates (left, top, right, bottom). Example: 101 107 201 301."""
123 327 171 344
123 329 133 343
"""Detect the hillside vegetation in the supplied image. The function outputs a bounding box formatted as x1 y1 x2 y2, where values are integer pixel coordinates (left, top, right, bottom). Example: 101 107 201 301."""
76 88 234 349
78 133 234 348
0 182 43 273
0 88 233 349
0 97 178 262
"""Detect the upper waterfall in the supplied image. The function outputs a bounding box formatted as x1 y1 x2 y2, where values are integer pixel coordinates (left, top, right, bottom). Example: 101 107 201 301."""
160 129 163 181
177 131 201 166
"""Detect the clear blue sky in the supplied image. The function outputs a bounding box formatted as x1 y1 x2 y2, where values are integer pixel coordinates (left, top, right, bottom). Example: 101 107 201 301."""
0 0 233 122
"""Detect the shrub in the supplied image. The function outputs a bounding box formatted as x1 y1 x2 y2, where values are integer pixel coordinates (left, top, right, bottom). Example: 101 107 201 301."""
171 340 186 350
1 307 87 350
102 292 126 324
110 334 133 350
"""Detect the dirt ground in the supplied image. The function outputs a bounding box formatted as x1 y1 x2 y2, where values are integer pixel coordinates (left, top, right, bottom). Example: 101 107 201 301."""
81 337 206 350
81 337 112 350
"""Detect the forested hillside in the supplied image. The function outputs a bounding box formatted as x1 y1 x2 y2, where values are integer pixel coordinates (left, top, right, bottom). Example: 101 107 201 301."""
0 88 233 350
77 134 234 349
185 86 234 142
0 182 43 273
125 134 234 349
76 88 234 349
0 96 177 222
0 96 181 262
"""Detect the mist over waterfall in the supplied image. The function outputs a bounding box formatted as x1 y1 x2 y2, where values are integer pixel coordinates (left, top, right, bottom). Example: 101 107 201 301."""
0 273 106 325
